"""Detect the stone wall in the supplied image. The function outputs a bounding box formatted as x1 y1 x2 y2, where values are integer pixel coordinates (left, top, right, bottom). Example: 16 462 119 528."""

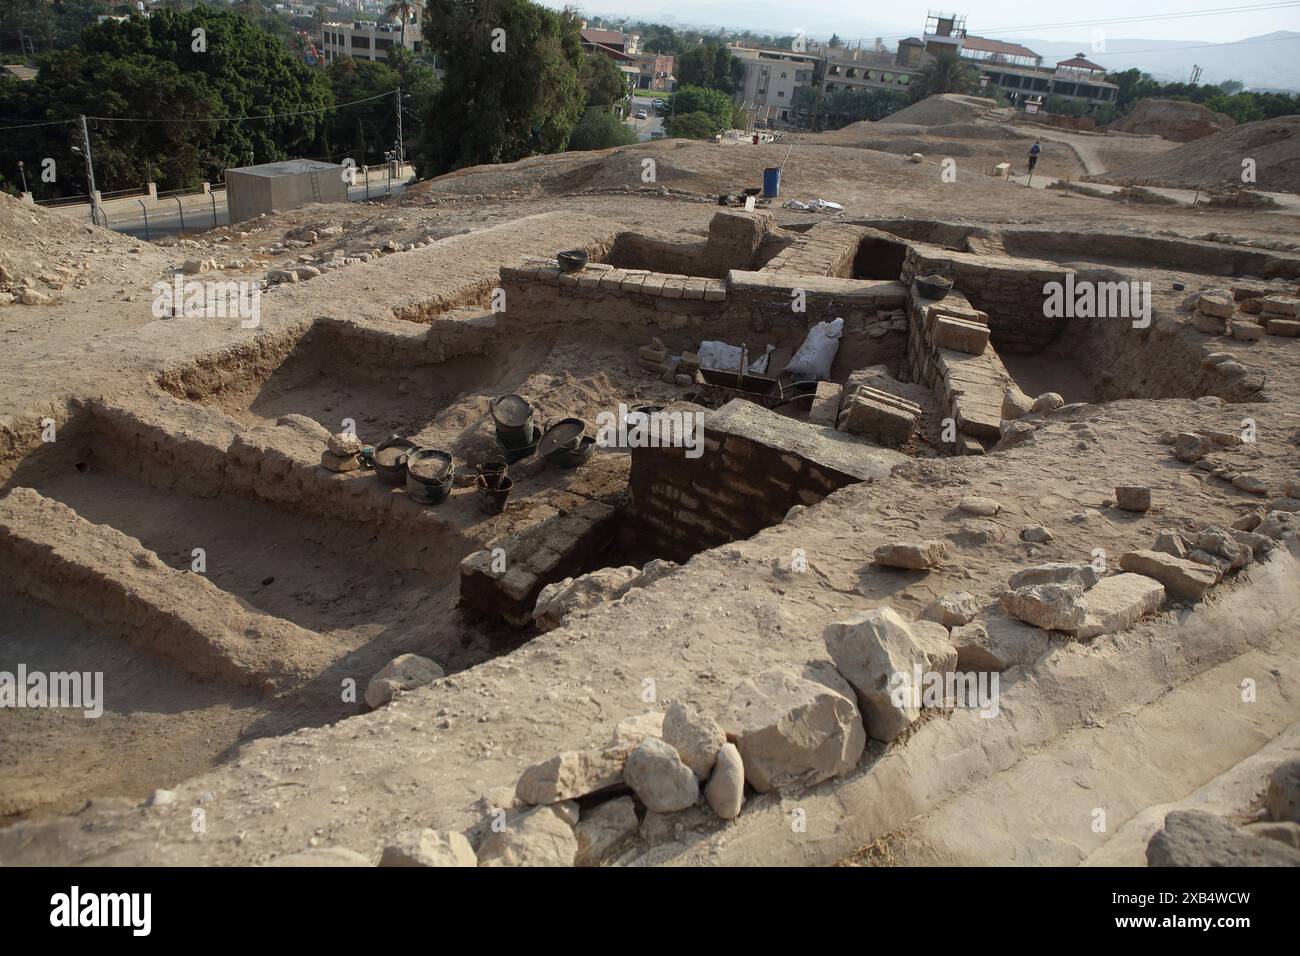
901 244 1069 354
497 262 726 351
904 285 1014 452
761 221 870 278
625 400 905 562
459 499 617 626
606 210 772 279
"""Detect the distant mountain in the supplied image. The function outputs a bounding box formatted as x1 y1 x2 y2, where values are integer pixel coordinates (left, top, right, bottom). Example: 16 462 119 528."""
987 32 1300 92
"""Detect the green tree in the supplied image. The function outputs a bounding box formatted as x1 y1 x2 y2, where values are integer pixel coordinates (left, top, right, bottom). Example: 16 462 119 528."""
568 108 637 149
580 51 628 110
0 8 332 196
415 0 584 174
385 1 415 48
327 57 402 165
664 110 722 139
675 39 743 93
908 50 979 101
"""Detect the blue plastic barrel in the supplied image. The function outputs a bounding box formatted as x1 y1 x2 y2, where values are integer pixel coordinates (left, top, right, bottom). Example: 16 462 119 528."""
763 166 781 198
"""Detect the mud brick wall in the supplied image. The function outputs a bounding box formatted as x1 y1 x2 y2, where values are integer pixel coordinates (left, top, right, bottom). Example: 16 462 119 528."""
722 271 907 333
626 400 903 562
497 263 726 350
607 211 772 280
459 499 617 626
901 245 1068 354
905 286 1013 450
762 222 870 278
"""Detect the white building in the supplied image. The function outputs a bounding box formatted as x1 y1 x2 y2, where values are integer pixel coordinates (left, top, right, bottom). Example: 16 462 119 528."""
321 6 423 63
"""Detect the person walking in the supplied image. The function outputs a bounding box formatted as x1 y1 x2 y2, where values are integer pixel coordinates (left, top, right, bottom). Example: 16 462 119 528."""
1028 140 1042 173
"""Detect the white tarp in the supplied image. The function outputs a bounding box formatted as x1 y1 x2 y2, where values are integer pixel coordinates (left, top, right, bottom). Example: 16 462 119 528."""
698 341 774 374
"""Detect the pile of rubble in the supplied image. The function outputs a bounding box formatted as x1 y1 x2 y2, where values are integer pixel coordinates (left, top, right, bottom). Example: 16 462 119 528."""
1186 287 1299 339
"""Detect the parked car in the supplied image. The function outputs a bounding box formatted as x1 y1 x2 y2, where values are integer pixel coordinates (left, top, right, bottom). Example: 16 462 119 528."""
635 109 648 120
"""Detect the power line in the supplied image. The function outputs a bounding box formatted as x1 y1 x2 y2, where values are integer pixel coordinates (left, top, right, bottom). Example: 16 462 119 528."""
88 90 395 124
0 91 396 132
0 118 79 131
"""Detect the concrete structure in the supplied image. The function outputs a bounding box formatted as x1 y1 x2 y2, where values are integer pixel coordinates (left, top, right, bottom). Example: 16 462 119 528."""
731 12 1117 130
733 47 823 127
632 53 675 92
919 13 1117 109
224 159 348 225
320 7 423 63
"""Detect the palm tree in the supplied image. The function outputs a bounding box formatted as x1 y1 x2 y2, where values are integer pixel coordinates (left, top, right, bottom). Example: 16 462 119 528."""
385 1 414 48
910 51 979 102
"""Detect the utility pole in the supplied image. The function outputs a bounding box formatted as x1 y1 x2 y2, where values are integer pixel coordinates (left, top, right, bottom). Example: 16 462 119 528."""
394 85 404 166
78 115 99 226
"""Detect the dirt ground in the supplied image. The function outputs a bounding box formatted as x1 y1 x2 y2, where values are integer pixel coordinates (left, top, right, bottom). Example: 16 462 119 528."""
1 110 1299 865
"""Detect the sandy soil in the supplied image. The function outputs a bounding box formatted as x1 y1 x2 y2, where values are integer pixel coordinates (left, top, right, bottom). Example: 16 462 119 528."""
1 112 1299 863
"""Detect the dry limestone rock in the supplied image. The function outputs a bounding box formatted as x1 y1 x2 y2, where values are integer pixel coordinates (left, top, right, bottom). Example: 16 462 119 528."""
1007 562 1100 590
1000 583 1087 632
1267 758 1300 824
477 806 578 867
327 431 363 457
1174 432 1213 462
1195 289 1235 318
1152 530 1188 558
574 796 639 866
873 539 949 571
623 736 699 812
379 829 477 867
1115 485 1152 512
705 743 745 820
957 496 1000 516
1075 573 1166 639
1001 386 1034 420
823 607 956 742
950 614 1050 671
662 701 726 780
719 664 866 793
921 591 979 628
1244 821 1300 850
1119 550 1220 601
1147 810 1300 866
1031 392 1064 414
364 653 444 709
533 565 641 632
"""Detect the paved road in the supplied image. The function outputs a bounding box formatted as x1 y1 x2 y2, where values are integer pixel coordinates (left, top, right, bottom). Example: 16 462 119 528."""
55 172 415 239
629 94 666 143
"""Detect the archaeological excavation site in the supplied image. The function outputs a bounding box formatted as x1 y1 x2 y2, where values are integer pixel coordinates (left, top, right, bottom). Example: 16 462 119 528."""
2 108 1300 880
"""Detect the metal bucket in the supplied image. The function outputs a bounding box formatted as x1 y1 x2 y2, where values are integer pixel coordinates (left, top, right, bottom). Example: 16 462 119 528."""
405 448 454 505
476 474 513 514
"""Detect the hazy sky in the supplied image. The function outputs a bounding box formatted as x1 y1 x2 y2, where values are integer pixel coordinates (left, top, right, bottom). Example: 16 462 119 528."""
557 0 1300 45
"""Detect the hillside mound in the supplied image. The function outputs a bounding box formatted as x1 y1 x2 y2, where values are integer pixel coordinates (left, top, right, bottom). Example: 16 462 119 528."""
879 93 1000 126
0 192 167 299
1107 98 1236 142
1095 115 1300 192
